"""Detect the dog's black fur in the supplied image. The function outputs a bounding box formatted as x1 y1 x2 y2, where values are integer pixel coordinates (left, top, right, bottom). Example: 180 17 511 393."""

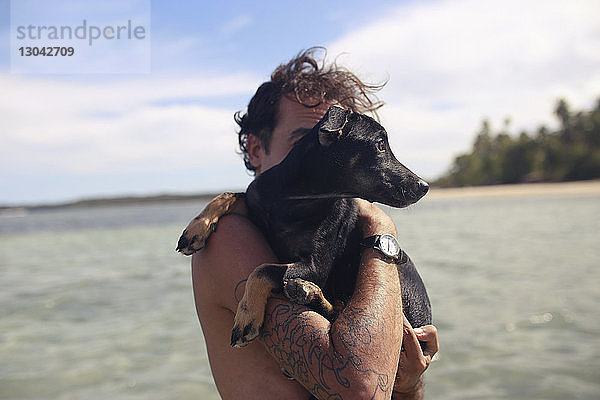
242 105 431 332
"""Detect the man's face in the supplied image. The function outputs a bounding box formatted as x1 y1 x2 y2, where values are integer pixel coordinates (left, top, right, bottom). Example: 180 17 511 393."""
250 96 332 175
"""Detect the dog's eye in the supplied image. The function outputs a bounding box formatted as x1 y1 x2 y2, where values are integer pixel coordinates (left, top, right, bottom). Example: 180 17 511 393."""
376 139 386 152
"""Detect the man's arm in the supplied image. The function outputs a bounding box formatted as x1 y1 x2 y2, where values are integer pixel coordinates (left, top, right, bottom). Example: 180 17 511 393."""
259 200 404 400
192 203 435 399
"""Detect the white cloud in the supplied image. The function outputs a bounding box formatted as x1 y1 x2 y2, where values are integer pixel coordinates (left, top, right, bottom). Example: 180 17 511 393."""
220 14 253 37
0 73 259 176
328 0 600 179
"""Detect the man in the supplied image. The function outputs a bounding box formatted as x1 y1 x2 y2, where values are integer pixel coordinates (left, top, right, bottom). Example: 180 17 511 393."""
191 48 439 399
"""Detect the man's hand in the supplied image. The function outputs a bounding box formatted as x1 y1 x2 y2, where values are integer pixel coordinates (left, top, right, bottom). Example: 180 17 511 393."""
392 317 439 399
355 199 397 237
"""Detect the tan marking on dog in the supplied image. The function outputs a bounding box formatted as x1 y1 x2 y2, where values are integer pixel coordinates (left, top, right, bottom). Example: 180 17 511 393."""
231 263 293 348
177 192 247 255
284 278 334 317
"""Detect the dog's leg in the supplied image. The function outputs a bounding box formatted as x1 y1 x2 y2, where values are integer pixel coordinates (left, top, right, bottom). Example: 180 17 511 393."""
282 257 338 318
176 192 246 255
231 263 290 348
283 278 335 320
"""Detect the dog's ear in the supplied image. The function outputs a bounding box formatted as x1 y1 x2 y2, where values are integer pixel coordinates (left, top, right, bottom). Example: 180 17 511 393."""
318 105 352 146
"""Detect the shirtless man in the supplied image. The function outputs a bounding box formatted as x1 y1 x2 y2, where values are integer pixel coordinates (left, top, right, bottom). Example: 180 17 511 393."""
191 49 439 399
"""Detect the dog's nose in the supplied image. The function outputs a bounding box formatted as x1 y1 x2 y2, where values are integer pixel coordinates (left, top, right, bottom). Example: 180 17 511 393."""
417 180 429 197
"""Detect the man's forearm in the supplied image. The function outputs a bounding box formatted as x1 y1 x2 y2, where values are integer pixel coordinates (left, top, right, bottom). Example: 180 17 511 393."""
260 248 404 400
328 248 404 398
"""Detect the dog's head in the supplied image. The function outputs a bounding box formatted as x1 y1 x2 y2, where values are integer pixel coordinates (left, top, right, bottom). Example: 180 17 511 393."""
315 105 428 208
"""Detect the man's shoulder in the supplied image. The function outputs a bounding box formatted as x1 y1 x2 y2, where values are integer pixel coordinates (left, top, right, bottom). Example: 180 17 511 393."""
191 213 277 310
192 213 262 268
213 212 257 237
198 213 262 255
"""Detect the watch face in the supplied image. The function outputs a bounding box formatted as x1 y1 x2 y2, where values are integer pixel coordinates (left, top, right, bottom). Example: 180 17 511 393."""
379 234 400 258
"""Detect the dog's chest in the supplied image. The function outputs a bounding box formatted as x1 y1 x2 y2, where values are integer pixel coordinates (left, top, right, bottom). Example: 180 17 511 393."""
255 200 338 261
251 196 359 277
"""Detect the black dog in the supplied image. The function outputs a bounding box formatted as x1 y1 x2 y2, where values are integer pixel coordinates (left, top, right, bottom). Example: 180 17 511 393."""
177 105 431 348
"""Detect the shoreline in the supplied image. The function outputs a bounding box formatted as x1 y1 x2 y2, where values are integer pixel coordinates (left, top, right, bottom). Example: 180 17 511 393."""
2 180 599 212
0 193 222 212
426 180 600 200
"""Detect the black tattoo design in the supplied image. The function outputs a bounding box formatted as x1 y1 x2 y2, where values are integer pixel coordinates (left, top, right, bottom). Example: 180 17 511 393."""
260 301 392 400
234 278 247 303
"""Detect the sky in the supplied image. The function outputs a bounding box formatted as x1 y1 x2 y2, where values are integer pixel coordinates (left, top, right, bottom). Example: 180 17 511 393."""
1 0 599 205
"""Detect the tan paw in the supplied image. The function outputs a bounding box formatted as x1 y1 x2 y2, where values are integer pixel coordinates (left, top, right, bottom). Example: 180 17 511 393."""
283 278 322 305
176 192 244 255
284 278 335 318
230 299 264 348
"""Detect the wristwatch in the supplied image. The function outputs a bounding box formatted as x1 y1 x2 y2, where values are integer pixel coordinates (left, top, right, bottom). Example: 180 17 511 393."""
360 233 402 261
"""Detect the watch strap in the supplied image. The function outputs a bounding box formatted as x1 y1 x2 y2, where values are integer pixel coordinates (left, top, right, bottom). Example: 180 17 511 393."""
361 234 399 261
360 234 406 264
360 234 381 249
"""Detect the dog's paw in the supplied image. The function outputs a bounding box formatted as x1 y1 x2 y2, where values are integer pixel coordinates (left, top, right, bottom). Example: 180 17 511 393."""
230 300 263 348
231 263 287 348
283 278 323 305
176 192 242 255
176 225 215 255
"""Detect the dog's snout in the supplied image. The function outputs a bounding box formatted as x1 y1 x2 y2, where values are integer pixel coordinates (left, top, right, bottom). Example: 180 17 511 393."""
417 179 429 197
395 178 429 207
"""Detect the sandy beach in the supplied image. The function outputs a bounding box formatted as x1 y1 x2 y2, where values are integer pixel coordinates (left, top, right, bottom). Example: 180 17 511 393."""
427 180 600 200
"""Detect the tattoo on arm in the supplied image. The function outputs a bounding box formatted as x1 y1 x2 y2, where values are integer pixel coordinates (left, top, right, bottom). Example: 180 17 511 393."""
260 301 392 400
234 279 247 303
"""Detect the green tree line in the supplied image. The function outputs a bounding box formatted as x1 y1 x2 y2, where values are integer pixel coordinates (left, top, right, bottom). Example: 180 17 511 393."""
434 97 600 187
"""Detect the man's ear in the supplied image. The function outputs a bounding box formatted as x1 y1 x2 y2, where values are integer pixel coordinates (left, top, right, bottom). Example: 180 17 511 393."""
318 105 352 147
247 134 264 172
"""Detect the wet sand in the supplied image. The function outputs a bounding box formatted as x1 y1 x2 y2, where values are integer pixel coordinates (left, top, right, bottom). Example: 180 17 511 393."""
427 180 600 200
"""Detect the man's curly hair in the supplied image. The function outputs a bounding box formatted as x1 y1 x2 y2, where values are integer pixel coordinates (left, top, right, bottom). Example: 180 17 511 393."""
235 47 386 174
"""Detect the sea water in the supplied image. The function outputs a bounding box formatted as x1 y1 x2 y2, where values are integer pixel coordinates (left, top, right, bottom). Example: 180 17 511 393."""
1 191 598 399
